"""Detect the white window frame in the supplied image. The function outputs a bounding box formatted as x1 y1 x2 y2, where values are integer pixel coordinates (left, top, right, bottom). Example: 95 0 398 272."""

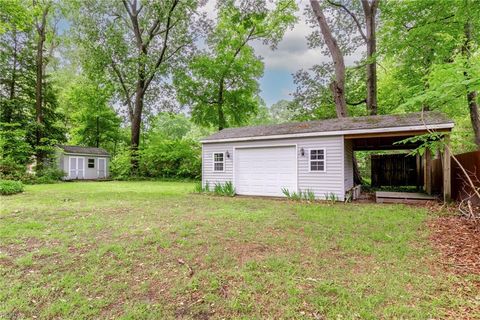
87 158 95 169
212 152 225 172
309 148 326 172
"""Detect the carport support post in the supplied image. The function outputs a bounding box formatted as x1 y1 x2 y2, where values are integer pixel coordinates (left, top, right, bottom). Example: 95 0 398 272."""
443 135 451 202
424 148 432 195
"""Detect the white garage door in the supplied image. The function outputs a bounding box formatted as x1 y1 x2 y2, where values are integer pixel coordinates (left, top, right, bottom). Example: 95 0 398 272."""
235 146 297 197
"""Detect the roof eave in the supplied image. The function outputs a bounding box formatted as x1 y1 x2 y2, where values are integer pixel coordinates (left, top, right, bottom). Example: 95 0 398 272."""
200 122 454 144
62 152 110 157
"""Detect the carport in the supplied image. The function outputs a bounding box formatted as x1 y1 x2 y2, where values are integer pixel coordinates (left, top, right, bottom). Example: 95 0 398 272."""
345 122 453 202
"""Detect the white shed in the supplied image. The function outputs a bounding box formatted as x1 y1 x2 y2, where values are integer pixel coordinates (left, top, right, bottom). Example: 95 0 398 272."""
200 112 454 201
57 145 110 180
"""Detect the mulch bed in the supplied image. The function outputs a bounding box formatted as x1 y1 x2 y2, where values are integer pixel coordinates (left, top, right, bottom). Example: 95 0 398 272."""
429 216 480 275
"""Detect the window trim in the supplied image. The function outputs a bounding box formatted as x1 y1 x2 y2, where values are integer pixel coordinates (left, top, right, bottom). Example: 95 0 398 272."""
212 152 225 172
88 158 95 169
308 148 326 172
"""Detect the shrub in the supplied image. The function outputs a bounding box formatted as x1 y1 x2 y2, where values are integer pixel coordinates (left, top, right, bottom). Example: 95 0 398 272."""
110 150 132 180
35 167 65 184
0 180 24 195
139 139 201 179
0 157 27 181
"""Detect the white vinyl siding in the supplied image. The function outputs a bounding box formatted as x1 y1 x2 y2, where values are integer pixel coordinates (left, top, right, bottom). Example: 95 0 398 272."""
202 135 345 200
344 139 354 191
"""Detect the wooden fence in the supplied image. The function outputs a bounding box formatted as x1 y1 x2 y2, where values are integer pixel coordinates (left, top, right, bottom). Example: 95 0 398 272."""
371 154 418 187
451 150 480 204
432 150 480 203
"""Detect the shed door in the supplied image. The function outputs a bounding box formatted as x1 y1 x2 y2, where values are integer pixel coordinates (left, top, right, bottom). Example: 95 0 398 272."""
97 158 106 178
235 146 297 197
68 157 85 179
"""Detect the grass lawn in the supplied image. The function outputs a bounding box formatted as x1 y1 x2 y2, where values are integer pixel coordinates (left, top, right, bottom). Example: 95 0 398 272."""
0 181 477 319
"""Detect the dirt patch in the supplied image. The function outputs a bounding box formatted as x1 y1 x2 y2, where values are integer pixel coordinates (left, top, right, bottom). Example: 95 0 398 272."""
429 216 480 275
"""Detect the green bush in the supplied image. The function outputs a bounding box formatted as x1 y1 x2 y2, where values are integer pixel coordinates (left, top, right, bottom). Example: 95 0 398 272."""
34 167 65 184
109 150 132 180
0 157 27 181
0 180 24 195
139 139 201 179
110 139 201 181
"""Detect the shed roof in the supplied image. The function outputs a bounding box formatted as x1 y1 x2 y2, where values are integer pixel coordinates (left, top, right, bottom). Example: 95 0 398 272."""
58 145 110 156
201 111 454 143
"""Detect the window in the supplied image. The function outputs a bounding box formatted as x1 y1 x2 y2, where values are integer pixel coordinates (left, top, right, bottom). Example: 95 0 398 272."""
88 158 95 168
310 149 325 172
213 152 224 172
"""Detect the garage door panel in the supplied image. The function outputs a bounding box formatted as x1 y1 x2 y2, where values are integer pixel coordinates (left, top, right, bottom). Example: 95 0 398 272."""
235 146 297 197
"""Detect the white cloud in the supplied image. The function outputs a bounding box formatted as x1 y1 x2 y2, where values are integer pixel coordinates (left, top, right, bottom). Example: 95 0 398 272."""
200 0 364 73
252 1 364 73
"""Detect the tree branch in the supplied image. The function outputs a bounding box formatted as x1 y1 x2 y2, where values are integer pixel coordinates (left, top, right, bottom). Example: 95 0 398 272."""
326 0 367 42
143 0 180 92
347 99 366 106
110 60 134 119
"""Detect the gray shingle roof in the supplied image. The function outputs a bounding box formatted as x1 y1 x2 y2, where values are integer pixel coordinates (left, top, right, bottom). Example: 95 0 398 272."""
202 111 454 142
58 145 110 156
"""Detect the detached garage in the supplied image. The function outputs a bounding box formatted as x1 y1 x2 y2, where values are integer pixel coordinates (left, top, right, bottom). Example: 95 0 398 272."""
57 145 110 180
200 112 455 201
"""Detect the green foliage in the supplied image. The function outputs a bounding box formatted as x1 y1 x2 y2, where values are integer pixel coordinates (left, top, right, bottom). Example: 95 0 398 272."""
324 192 339 203
0 157 27 181
139 139 201 180
59 76 122 152
34 166 65 184
193 181 212 194
109 149 132 180
0 123 33 165
0 179 24 195
394 132 446 157
282 188 316 201
175 0 297 130
213 181 236 197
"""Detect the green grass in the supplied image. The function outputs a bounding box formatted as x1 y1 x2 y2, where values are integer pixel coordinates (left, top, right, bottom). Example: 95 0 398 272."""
0 181 477 319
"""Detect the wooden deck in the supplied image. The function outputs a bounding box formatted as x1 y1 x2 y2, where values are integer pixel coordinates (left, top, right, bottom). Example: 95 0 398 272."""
375 191 438 204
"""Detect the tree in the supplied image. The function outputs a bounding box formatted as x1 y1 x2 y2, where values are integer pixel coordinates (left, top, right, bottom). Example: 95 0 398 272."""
1 0 65 170
60 77 122 151
33 0 51 167
310 0 347 117
69 0 200 170
380 0 480 150
462 5 480 147
175 0 297 130
269 99 296 123
310 0 363 183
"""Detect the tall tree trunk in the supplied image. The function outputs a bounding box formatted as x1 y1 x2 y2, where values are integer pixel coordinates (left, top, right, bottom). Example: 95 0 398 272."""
217 78 226 130
131 80 145 170
311 0 362 184
96 116 100 148
35 5 48 169
463 19 480 148
310 0 348 118
361 0 378 115
4 29 19 123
